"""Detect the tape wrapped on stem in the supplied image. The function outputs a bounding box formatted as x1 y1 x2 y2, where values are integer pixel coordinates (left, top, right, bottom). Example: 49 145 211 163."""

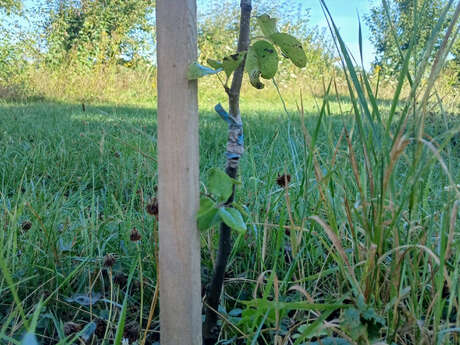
215 103 244 167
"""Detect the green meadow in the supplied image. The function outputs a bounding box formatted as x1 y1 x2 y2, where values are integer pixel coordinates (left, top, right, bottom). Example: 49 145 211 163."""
1 81 459 343
1 0 460 344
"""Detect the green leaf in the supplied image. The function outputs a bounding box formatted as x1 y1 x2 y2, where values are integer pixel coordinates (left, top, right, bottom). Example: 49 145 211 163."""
246 45 264 89
218 207 247 233
207 168 233 202
360 306 385 340
197 197 219 231
187 62 221 80
270 33 306 68
222 52 246 79
113 260 137 345
342 308 367 340
253 40 278 79
207 58 223 70
257 14 278 37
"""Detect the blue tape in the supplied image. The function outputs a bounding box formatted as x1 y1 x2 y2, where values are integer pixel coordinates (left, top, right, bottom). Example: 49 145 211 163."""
215 103 229 123
226 153 241 159
215 103 242 127
237 131 244 146
215 103 244 160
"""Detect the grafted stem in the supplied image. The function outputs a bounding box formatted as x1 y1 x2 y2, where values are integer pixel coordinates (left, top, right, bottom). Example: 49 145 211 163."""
203 1 252 343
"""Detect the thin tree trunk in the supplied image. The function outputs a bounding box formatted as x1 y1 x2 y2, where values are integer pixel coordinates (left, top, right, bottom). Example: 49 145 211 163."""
203 1 252 343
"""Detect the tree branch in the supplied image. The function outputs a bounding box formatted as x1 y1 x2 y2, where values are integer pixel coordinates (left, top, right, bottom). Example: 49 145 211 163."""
203 1 252 344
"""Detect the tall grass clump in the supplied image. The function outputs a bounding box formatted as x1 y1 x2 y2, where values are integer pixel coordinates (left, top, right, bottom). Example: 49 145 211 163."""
271 1 460 343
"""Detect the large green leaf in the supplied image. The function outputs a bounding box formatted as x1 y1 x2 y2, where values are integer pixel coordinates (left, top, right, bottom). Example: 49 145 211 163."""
218 207 247 233
246 46 264 89
197 197 219 231
207 168 233 202
257 14 278 37
187 62 221 80
270 33 306 68
222 52 246 79
253 40 278 79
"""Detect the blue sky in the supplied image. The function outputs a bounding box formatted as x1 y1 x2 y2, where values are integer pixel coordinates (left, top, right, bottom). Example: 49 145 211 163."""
198 0 379 69
306 0 378 69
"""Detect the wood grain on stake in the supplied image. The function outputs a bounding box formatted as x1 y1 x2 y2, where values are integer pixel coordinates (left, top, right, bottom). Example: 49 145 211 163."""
156 0 202 344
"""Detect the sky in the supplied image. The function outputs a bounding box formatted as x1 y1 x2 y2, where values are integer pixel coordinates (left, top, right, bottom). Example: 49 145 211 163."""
306 0 378 69
198 0 379 70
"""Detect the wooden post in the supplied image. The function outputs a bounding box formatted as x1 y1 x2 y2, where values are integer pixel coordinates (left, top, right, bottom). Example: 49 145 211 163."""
156 1 202 345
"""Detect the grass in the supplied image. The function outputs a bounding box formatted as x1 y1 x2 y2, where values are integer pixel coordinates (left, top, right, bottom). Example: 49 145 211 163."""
1 1 459 343
0 82 459 344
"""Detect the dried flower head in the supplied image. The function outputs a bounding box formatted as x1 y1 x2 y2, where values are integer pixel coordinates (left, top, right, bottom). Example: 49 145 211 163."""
123 320 140 343
276 174 291 187
21 221 32 231
130 227 141 242
103 254 116 268
146 197 158 218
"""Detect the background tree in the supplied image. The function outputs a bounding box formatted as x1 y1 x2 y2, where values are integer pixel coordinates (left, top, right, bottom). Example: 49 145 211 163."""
43 0 155 66
0 0 21 14
366 0 452 73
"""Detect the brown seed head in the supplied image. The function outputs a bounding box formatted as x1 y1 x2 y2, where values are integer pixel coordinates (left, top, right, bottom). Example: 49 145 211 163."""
146 197 158 218
276 174 291 187
123 320 140 342
103 254 116 267
130 227 141 242
21 221 32 231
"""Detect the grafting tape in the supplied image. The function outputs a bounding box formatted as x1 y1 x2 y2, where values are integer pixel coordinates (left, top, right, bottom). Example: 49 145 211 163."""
214 103 244 162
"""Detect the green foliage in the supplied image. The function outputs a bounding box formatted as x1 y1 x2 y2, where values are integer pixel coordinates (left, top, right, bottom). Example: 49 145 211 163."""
366 0 453 72
342 304 385 343
0 1 459 343
43 0 155 66
222 52 247 80
206 58 223 70
197 197 220 230
207 167 234 202
270 32 306 68
197 168 246 233
251 40 278 79
246 45 266 89
0 0 21 14
189 12 306 90
217 207 246 233
256 14 277 37
187 62 221 80
0 80 459 343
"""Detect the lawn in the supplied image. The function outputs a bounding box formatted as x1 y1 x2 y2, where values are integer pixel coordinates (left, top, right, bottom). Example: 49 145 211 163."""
0 90 459 344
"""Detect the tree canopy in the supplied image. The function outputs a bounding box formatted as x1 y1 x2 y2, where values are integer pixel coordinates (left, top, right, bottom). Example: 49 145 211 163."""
43 0 155 66
366 0 453 72
0 0 21 14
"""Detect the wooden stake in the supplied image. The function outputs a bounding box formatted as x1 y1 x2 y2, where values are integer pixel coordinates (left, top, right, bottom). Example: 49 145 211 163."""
156 1 202 344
